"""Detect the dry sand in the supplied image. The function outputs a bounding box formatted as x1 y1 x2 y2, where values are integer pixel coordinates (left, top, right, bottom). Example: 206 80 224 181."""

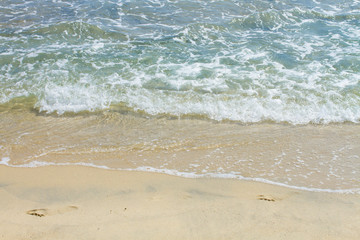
0 165 359 240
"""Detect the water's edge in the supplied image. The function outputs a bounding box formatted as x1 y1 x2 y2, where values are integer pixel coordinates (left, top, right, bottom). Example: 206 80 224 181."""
1 108 359 194
1 158 359 194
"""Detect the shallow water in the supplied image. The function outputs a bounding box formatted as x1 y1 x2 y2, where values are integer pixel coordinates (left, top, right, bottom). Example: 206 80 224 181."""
1 105 359 193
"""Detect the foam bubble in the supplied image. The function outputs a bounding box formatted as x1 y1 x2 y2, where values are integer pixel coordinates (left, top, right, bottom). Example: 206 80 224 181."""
0 157 10 165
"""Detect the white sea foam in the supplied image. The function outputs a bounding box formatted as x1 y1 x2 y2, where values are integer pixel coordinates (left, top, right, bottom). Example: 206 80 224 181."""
0 158 358 194
35 83 111 114
1 0 360 124
0 157 10 165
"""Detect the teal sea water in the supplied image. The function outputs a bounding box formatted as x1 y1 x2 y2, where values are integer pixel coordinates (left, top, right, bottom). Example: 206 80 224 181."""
1 0 360 124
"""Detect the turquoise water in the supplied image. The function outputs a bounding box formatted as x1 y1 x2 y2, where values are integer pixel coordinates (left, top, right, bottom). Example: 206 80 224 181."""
1 0 360 124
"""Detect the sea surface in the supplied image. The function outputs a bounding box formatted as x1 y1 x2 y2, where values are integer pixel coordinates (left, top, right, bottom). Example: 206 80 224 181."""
1 0 360 193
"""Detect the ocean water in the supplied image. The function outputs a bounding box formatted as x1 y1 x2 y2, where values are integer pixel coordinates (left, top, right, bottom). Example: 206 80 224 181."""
1 0 360 192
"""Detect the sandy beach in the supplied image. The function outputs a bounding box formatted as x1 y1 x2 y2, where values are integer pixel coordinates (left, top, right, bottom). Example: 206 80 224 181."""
2 0 360 239
0 165 359 240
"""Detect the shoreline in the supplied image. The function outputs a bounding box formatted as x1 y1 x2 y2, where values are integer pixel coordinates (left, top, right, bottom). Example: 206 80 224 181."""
1 161 359 194
1 165 359 240
1 109 360 191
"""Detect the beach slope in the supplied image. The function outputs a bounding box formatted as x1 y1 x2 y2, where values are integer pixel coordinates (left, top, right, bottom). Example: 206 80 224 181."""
0 165 359 240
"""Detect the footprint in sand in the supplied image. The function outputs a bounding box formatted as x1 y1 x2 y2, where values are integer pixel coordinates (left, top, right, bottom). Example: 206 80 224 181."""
26 206 78 217
257 195 276 202
26 209 48 217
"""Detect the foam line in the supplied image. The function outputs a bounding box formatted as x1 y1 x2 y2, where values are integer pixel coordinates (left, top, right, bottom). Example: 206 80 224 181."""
1 159 358 194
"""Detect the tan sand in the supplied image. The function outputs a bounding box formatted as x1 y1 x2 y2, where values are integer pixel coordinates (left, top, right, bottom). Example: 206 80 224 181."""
0 165 359 240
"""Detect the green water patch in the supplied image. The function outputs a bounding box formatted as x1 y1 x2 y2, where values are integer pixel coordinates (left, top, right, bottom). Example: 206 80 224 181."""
0 96 37 113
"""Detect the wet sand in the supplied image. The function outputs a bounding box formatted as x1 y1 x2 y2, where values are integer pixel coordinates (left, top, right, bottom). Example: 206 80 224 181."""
1 108 360 190
0 165 359 240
